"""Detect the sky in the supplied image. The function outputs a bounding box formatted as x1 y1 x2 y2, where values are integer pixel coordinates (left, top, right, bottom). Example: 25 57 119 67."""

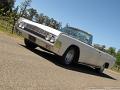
15 0 120 50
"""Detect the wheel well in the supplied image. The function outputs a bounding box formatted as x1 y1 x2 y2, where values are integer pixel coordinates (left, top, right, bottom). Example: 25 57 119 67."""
105 63 109 68
66 45 80 63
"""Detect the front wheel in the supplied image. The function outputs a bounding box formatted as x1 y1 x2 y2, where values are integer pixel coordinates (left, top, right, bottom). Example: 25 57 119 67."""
62 47 78 65
24 38 37 49
95 64 105 73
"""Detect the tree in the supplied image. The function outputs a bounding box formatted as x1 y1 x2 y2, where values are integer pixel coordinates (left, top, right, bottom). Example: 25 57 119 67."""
34 13 61 29
12 6 19 18
65 23 70 28
11 6 19 33
49 18 60 29
24 8 37 20
19 0 32 17
117 49 120 53
107 47 116 56
34 13 39 22
94 44 106 52
55 22 62 30
0 0 15 16
35 13 45 24
116 50 120 65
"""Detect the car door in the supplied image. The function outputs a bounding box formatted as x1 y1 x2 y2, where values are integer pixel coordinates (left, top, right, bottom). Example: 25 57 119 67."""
79 44 101 66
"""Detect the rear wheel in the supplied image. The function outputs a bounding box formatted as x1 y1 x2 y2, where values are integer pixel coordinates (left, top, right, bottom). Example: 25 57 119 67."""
95 64 105 73
62 47 79 65
24 38 37 49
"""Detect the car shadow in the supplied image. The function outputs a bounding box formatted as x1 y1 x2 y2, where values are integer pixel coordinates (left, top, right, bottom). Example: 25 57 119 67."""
19 44 117 80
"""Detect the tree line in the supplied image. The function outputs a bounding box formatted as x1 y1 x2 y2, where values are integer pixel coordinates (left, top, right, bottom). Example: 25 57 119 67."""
0 0 62 30
94 44 120 65
0 0 120 66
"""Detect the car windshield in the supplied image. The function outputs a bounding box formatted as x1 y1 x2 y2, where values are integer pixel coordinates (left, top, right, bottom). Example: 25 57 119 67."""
60 27 93 45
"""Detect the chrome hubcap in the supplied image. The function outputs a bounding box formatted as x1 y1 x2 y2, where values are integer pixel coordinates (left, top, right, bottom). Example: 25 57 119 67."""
65 49 75 64
100 65 105 73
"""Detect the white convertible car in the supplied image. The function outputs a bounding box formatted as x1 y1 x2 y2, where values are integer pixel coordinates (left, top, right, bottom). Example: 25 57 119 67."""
16 17 116 73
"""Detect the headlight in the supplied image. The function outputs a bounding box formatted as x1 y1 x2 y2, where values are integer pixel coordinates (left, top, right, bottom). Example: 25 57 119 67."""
50 36 56 43
18 22 23 28
45 33 57 43
18 22 26 29
45 34 52 41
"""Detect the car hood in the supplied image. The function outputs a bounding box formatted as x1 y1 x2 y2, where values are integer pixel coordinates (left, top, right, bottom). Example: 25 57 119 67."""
19 17 62 36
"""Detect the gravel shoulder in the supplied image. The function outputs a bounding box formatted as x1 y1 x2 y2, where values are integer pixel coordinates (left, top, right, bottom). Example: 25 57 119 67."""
0 32 120 90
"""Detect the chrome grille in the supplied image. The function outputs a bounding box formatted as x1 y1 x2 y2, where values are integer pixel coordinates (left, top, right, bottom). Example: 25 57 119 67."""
24 24 47 39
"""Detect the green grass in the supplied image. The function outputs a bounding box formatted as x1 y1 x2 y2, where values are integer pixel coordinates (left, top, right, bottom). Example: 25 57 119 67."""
0 22 23 40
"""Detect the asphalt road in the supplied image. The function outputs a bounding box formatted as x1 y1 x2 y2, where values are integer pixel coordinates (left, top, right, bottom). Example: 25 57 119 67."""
0 32 120 90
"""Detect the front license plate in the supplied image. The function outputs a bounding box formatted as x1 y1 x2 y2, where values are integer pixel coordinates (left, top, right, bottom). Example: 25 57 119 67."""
29 35 36 42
